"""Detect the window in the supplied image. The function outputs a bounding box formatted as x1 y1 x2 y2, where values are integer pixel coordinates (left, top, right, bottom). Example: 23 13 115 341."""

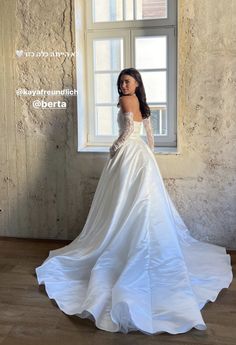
75 0 177 152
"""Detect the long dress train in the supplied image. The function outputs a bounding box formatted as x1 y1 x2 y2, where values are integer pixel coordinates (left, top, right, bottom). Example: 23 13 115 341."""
35 109 233 335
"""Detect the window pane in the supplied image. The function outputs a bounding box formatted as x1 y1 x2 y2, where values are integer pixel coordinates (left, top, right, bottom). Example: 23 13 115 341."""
96 106 119 135
141 71 166 103
125 0 134 20
94 39 123 71
95 73 119 103
93 0 123 22
150 106 167 135
135 36 166 69
93 0 167 22
136 0 167 20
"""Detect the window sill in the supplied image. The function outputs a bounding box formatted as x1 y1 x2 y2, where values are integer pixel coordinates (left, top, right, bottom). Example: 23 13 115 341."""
78 146 180 155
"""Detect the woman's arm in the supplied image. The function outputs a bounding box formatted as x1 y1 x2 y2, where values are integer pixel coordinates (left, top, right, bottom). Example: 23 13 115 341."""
109 96 135 158
143 116 155 152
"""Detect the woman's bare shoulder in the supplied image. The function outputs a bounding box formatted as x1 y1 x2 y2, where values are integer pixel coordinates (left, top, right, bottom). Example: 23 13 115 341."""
119 95 138 112
119 95 137 103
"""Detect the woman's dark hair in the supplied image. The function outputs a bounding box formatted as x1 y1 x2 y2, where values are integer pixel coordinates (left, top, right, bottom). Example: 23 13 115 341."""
117 68 151 119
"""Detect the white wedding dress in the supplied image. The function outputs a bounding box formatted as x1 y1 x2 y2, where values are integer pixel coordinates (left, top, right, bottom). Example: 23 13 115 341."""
35 109 233 335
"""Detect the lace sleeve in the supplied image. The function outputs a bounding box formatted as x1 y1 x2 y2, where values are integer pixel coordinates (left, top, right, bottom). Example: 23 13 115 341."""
109 112 134 158
143 116 155 152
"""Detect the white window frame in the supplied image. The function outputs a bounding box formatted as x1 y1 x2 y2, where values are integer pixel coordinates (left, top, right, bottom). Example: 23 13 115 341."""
132 27 177 146
75 0 178 153
87 30 130 144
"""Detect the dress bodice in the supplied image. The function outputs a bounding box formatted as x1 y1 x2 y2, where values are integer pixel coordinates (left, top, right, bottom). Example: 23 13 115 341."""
117 109 142 138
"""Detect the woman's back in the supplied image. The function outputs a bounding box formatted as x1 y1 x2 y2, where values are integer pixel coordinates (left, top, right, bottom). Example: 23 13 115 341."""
119 95 143 122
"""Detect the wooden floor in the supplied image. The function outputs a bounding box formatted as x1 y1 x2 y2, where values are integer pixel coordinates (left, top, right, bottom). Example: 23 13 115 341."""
0 238 235 345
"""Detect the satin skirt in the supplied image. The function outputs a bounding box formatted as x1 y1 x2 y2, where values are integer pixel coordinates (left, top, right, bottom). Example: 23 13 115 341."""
35 136 233 335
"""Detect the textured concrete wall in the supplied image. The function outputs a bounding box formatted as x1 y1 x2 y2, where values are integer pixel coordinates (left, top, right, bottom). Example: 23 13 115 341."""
170 0 236 247
0 0 235 248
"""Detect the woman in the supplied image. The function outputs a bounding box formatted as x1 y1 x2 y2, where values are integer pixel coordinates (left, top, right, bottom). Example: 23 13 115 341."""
35 68 233 335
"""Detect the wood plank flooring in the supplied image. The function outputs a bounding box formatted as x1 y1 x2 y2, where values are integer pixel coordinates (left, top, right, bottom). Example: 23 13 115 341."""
0 237 235 345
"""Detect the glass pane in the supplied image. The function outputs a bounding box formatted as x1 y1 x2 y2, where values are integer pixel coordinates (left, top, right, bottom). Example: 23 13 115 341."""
94 39 123 71
95 73 119 103
150 106 167 135
161 107 167 135
136 0 167 20
93 0 123 22
125 0 134 20
141 71 166 103
96 106 119 135
93 0 167 22
136 36 166 69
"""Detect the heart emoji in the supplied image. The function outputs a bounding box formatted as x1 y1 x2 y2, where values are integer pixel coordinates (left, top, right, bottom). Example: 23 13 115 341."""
16 50 24 57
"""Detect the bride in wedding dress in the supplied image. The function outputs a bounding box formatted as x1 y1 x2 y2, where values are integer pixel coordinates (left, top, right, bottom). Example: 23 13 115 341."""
35 68 233 335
